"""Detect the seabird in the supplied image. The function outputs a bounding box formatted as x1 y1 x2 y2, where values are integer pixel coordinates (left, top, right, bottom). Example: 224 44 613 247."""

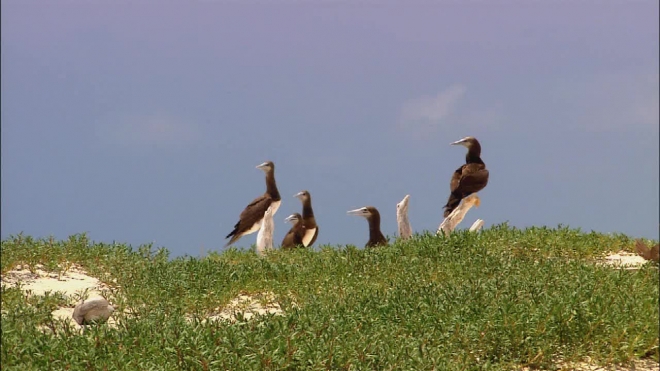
443 136 489 218
224 161 281 247
294 190 319 247
281 213 305 249
72 297 115 326
396 195 412 240
347 206 388 248
256 204 275 255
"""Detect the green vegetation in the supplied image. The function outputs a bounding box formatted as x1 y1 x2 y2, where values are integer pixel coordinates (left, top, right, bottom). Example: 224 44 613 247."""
1 224 658 370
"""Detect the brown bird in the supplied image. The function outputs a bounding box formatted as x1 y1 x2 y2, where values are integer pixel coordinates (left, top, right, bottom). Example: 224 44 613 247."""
224 161 281 247
281 213 305 249
443 136 489 218
347 206 388 248
634 239 660 263
294 190 319 247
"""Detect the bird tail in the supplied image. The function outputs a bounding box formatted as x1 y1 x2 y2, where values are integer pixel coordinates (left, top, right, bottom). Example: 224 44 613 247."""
223 234 240 249
443 192 463 218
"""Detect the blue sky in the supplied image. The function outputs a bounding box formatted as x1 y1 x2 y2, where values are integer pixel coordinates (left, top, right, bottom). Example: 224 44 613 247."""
2 1 658 257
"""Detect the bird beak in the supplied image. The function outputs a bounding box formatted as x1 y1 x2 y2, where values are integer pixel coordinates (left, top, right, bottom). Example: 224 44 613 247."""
450 138 468 146
347 208 367 217
284 215 298 223
293 191 304 199
256 162 269 170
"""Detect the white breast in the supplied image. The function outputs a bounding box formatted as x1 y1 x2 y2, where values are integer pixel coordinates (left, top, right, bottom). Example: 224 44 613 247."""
302 227 317 247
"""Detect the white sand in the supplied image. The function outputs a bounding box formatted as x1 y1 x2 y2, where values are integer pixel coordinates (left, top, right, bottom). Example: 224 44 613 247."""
1 263 116 330
187 291 298 324
601 251 651 270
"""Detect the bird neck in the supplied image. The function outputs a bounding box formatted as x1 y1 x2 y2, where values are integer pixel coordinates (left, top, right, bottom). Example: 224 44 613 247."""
302 201 315 219
368 215 382 240
265 172 281 200
465 144 483 164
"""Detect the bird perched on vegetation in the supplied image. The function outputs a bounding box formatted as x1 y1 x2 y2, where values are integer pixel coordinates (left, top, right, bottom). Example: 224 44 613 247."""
281 213 305 249
347 206 388 248
443 136 489 218
224 161 281 247
396 195 412 240
294 190 319 247
72 297 114 326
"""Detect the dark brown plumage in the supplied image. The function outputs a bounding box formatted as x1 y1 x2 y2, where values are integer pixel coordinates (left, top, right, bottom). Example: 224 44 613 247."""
224 161 281 247
634 239 660 263
294 190 319 247
347 206 388 248
281 213 305 249
443 136 489 218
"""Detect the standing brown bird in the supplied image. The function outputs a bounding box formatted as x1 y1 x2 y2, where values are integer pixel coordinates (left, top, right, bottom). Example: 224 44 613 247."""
443 136 489 218
224 161 281 247
294 190 319 247
347 206 388 248
281 213 305 249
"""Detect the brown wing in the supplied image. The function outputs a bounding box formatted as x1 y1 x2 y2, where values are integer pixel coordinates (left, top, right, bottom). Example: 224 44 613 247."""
456 165 489 196
449 165 464 193
225 194 273 246
281 224 304 249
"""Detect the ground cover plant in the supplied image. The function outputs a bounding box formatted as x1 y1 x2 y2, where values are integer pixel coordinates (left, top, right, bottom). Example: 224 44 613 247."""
1 224 658 370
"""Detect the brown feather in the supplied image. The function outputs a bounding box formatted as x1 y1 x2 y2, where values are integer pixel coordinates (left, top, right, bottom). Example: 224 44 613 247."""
296 190 319 247
365 207 388 248
281 214 305 249
635 239 660 263
225 195 274 247
224 161 281 247
443 137 489 218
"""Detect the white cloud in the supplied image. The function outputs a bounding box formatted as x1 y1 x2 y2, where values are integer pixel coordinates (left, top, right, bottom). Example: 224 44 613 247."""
399 84 467 126
95 113 201 148
397 84 504 139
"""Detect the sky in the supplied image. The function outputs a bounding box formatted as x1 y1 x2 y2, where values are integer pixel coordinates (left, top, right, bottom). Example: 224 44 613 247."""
2 0 658 258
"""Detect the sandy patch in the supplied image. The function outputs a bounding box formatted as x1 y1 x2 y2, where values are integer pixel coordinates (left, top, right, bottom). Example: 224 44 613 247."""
1 263 111 300
600 251 652 270
188 291 298 324
1 263 116 330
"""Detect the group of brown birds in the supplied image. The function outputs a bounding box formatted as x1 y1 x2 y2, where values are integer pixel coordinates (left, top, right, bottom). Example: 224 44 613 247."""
222 136 489 249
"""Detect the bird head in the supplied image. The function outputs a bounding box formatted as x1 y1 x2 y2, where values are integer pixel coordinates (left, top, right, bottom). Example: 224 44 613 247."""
294 190 311 202
256 161 274 172
450 136 478 148
284 213 302 225
347 206 379 220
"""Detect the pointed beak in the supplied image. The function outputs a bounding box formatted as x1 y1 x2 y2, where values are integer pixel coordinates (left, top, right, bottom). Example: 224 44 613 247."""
293 191 304 199
256 162 268 170
450 138 467 146
284 215 298 223
347 208 366 216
